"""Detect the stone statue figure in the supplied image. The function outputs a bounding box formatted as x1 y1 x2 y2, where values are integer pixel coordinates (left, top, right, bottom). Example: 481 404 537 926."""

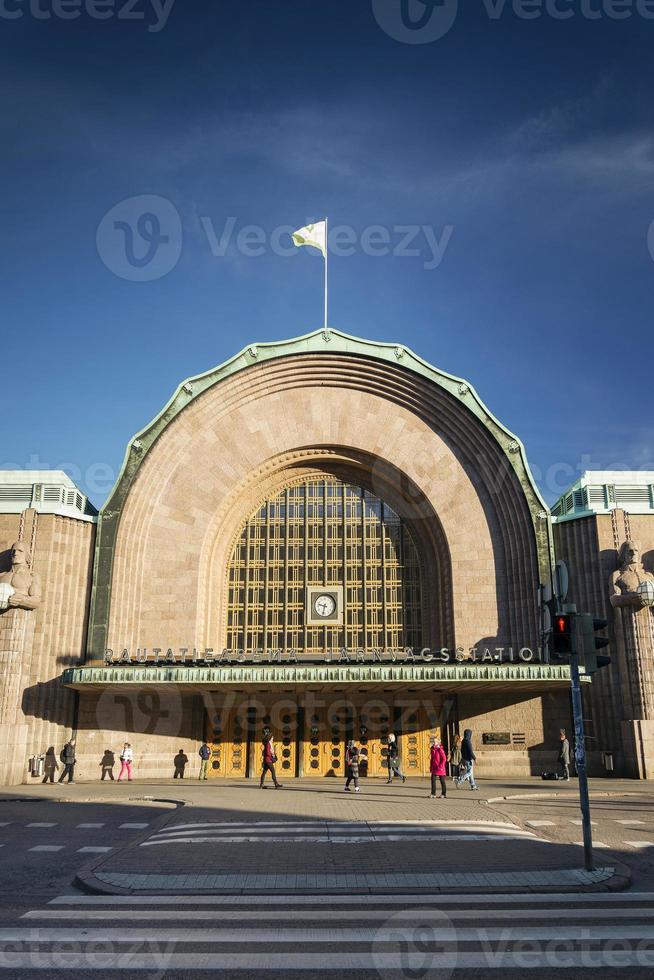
0 540 42 611
610 541 654 612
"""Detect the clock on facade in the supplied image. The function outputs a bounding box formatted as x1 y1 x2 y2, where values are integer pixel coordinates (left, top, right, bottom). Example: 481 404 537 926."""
314 593 336 618
306 585 343 625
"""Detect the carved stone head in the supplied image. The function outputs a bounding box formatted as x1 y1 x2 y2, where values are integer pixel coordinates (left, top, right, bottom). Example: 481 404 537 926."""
10 541 30 568
619 540 641 567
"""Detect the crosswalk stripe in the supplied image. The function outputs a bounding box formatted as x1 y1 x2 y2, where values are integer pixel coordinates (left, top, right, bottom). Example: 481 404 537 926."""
617 819 645 824
0 951 652 969
625 840 652 849
27 846 63 852
76 846 112 853
143 833 535 846
157 819 523 831
76 823 105 828
26 823 56 828
154 823 535 837
525 820 556 827
22 906 654 922
48 891 654 906
4 924 654 942
119 822 149 829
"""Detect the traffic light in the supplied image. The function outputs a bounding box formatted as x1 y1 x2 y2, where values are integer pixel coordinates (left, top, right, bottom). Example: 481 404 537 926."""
551 613 573 660
579 613 610 674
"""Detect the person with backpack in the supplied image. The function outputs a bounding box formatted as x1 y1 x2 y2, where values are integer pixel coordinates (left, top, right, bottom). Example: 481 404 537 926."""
198 741 211 780
386 733 407 784
259 732 282 789
117 742 134 781
429 736 447 799
42 746 58 784
57 739 76 783
448 733 462 782
455 729 478 790
344 740 360 793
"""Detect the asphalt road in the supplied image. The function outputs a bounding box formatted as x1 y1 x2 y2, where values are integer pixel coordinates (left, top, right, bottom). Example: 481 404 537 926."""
0 785 652 978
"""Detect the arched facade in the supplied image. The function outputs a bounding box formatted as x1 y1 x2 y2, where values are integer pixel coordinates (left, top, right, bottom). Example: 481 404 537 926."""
69 330 572 780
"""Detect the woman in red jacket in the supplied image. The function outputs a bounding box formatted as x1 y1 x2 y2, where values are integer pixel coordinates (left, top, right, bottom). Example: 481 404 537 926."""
429 736 448 799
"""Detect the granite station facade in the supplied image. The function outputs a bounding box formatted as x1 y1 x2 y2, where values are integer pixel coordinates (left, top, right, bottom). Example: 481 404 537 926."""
1 330 653 784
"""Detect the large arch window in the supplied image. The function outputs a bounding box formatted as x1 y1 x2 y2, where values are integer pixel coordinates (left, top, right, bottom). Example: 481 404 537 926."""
226 476 423 654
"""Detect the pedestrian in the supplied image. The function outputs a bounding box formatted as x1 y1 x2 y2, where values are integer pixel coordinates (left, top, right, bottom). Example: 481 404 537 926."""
117 742 134 781
57 739 76 783
173 748 188 778
429 736 447 799
198 741 211 780
42 746 58 784
558 729 571 781
386 733 407 784
344 740 360 792
259 732 282 789
100 749 115 781
455 729 478 790
448 733 462 782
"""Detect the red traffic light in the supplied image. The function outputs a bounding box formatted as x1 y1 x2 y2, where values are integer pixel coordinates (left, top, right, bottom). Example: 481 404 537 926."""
552 613 573 659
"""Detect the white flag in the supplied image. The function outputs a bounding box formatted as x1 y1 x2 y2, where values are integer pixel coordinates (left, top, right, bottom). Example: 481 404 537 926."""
292 221 327 257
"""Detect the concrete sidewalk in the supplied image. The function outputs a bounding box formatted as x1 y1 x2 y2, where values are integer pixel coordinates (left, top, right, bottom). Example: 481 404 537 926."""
22 777 629 896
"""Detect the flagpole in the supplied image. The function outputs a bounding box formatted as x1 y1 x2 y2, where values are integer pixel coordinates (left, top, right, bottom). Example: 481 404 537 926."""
324 216 328 331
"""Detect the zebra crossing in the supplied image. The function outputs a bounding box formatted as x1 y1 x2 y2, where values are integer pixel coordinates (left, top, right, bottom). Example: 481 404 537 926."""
141 818 539 846
2 890 654 971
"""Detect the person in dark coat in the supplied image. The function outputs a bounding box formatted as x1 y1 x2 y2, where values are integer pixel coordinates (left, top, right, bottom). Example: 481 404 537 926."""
259 733 282 788
558 729 571 781
100 749 115 781
57 740 76 783
386 734 407 784
198 742 211 780
173 749 189 778
42 747 58 784
429 736 447 799
455 729 478 790
344 740 360 793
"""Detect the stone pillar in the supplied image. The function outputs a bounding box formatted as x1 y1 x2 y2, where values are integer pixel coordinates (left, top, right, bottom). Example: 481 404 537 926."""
0 608 36 784
617 607 654 779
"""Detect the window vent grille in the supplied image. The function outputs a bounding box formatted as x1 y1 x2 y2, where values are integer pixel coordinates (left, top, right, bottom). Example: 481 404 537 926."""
587 486 606 507
614 486 652 507
43 487 63 502
0 486 32 501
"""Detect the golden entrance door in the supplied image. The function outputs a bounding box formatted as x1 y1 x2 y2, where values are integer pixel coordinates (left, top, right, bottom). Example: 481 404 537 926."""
246 699 298 779
357 700 393 778
302 702 351 777
206 701 249 778
397 702 441 776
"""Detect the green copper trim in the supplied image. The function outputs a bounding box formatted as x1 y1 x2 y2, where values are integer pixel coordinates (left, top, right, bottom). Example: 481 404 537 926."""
87 328 552 659
63 663 576 688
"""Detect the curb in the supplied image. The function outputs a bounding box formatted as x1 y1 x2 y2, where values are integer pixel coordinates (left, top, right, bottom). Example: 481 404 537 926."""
485 791 651 803
74 797 187 895
77 862 633 897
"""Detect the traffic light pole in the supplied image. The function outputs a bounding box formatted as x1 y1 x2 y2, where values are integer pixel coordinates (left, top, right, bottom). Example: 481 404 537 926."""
564 604 594 871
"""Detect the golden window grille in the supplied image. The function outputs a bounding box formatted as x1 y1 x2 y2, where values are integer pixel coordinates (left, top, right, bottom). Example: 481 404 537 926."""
226 477 422 655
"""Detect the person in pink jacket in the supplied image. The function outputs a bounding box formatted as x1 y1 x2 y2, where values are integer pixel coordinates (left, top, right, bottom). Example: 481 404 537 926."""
429 736 447 799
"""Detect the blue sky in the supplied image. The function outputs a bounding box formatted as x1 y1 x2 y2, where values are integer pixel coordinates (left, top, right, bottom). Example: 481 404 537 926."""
2 1 653 508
